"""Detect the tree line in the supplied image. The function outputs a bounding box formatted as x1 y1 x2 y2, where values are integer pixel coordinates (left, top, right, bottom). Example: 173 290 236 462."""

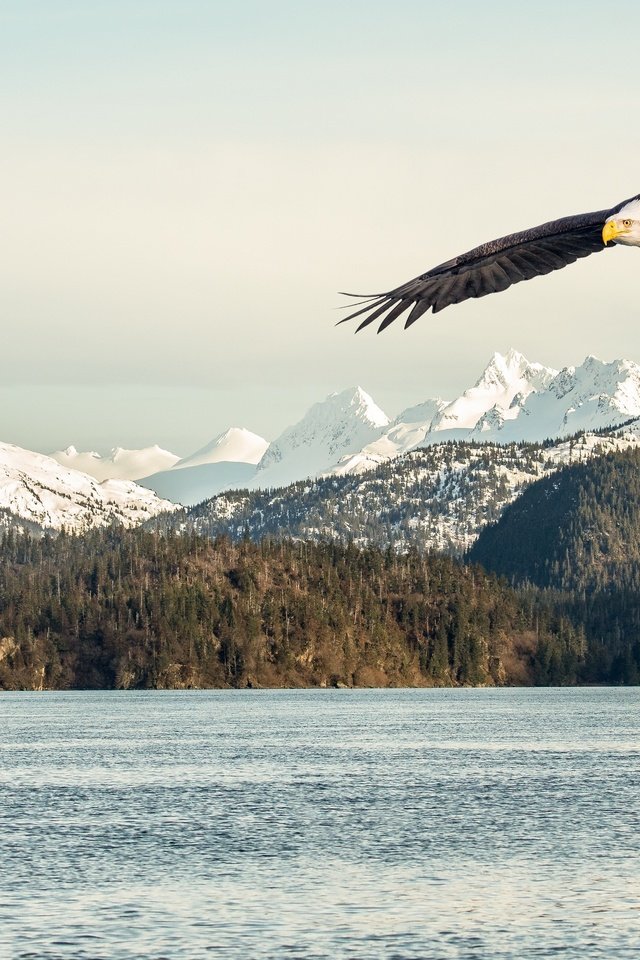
0 526 582 690
469 449 640 683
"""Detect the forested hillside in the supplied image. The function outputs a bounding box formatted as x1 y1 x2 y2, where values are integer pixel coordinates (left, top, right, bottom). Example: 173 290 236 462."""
4 446 640 690
160 440 563 553
469 449 640 682
0 528 580 690
159 429 639 556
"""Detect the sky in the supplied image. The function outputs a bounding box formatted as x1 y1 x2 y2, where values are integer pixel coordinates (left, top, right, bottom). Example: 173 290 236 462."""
3 0 640 456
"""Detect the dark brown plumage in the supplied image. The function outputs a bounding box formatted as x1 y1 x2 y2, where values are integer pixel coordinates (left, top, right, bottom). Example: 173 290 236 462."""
339 195 639 332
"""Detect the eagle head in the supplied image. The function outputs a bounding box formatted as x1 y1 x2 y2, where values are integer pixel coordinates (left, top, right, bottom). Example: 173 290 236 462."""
603 197 640 246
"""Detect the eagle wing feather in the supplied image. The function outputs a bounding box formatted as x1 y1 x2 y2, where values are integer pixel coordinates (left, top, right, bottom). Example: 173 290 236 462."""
339 196 639 332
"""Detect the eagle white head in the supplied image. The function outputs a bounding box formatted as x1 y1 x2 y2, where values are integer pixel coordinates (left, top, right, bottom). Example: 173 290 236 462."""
603 196 640 246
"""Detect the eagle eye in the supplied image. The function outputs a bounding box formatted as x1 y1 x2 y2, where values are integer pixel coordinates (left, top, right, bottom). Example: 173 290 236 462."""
623 219 633 227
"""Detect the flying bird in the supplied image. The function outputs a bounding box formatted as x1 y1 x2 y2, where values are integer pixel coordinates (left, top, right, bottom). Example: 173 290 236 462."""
339 193 640 333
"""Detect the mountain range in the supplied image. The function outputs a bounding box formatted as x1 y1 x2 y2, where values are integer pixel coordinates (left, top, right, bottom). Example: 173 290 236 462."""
0 442 176 532
5 348 640 533
50 444 180 481
45 349 640 509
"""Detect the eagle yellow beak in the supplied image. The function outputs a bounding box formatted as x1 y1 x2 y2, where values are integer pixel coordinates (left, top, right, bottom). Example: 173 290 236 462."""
602 220 620 245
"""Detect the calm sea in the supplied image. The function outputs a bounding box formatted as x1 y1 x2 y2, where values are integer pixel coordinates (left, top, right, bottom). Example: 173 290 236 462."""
1 688 639 959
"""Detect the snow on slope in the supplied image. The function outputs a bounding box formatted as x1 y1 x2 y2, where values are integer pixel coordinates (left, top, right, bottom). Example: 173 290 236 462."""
51 444 179 481
327 398 449 476
397 424 640 553
137 427 269 505
430 348 558 434
139 461 257 507
326 351 557 477
489 356 640 443
173 427 268 470
0 443 176 531
396 423 640 552
251 386 390 489
325 351 640 481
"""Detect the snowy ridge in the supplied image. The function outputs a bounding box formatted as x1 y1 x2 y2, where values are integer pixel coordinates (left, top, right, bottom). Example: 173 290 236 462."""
51 444 179 481
0 443 176 531
173 427 269 470
251 386 390 489
329 352 640 476
327 398 449 477
137 427 269 506
488 356 640 443
430 348 558 434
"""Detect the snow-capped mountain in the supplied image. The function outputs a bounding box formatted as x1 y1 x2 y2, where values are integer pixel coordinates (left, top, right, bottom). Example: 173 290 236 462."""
429 348 558 435
251 386 390 489
328 398 449 476
325 350 557 477
487 355 640 443
333 351 640 460
100 351 640 503
51 444 179 482
172 427 268 470
137 427 269 507
0 443 176 532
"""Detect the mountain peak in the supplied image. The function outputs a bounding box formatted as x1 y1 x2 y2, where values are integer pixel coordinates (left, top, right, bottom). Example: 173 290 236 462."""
429 349 558 434
486 353 640 443
253 387 390 486
479 349 547 389
489 347 528 369
505 346 526 362
12 346 640 513
325 386 390 429
173 427 269 470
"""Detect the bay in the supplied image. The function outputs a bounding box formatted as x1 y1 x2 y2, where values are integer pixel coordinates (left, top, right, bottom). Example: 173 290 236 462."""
1 688 639 959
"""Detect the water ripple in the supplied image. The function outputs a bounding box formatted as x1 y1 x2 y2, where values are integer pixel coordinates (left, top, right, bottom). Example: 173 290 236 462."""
1 688 639 958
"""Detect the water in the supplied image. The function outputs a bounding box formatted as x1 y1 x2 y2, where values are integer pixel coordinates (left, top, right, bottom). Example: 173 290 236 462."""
1 688 639 959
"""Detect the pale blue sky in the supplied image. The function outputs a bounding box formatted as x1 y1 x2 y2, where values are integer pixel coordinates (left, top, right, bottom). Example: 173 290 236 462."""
2 1 640 454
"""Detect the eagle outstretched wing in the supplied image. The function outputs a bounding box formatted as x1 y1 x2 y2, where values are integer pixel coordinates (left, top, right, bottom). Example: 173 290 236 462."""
339 196 638 333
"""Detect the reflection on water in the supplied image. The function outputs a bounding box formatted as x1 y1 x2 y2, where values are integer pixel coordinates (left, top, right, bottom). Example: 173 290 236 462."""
1 688 639 959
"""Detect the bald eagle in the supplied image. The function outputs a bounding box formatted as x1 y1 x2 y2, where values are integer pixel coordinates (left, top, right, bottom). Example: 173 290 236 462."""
339 194 640 332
